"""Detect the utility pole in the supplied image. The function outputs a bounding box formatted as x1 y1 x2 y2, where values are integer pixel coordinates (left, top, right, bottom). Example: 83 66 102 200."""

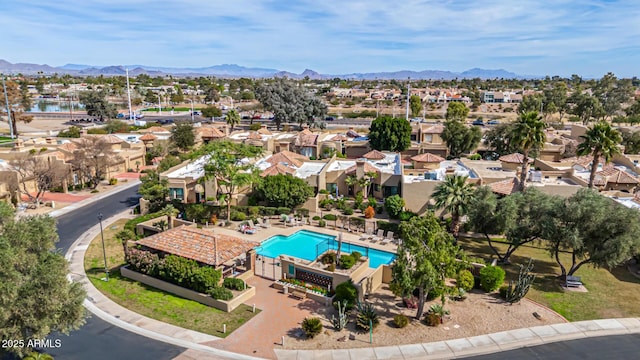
1 74 15 139
126 68 133 121
406 77 411 121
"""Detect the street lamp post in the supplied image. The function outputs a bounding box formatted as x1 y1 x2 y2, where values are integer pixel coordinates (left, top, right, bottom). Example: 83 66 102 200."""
157 94 162 115
189 99 194 122
97 213 109 281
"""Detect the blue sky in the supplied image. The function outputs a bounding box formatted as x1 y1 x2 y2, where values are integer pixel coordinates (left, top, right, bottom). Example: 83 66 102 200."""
2 0 639 77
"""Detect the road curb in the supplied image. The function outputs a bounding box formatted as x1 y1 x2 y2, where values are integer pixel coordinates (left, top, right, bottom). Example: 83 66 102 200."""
49 179 141 218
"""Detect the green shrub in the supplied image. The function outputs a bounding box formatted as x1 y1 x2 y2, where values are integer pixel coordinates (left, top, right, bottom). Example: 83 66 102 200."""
323 214 337 221
426 286 444 301
209 286 233 300
499 285 509 300
376 221 399 235
340 254 356 269
318 219 326 227
263 207 278 216
425 313 441 327
230 212 246 221
384 195 405 218
479 266 506 292
223 277 245 291
468 153 482 160
277 207 291 215
326 263 336 272
109 178 118 185
312 215 321 221
333 280 358 310
91 189 99 193
158 255 221 293
319 198 334 210
351 251 362 262
301 317 323 338
342 208 354 215
398 211 417 221
456 270 475 292
320 251 336 264
125 212 163 234
393 314 409 328
249 123 261 131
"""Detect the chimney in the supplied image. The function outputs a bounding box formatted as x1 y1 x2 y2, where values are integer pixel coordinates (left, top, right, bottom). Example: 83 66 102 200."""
260 124 267 130
355 159 366 179
45 137 54 145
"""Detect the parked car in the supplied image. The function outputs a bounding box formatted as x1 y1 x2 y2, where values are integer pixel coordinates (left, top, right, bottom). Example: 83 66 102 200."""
472 119 485 126
156 118 174 125
487 119 500 125
116 113 125 119
325 116 335 121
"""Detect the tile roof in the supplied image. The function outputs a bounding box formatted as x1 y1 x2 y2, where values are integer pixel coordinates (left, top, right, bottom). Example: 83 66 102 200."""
489 178 519 196
247 132 262 140
564 155 594 168
597 168 640 184
143 126 171 133
345 161 380 175
499 153 532 164
198 127 225 138
135 226 255 266
331 134 348 141
421 124 444 134
257 127 272 135
295 133 318 147
362 150 386 160
139 133 157 141
346 129 360 138
260 163 296 177
411 152 445 163
266 150 309 168
58 142 78 153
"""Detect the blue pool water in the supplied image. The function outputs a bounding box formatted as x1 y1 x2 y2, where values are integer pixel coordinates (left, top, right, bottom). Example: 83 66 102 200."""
256 230 396 268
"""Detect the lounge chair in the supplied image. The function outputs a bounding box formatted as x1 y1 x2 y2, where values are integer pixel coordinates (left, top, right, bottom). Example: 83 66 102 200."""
239 223 256 235
260 218 270 228
359 228 374 241
298 216 306 226
566 275 582 288
248 219 259 231
381 231 394 244
371 229 385 242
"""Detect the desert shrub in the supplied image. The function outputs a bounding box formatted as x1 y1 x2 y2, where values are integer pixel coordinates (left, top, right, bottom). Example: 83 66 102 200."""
479 265 506 292
333 280 357 310
301 317 323 338
499 285 509 300
320 251 336 264
312 215 321 221
426 286 444 301
249 123 261 130
356 302 379 331
109 178 118 185
91 189 99 193
424 313 440 327
209 286 233 300
456 270 475 292
364 205 375 219
398 211 417 221
295 208 310 217
319 198 334 210
230 212 246 221
468 153 482 160
393 314 409 328
223 277 245 291
325 263 336 272
318 219 326 227
351 251 362 262
340 255 356 269
342 208 354 215
323 213 337 221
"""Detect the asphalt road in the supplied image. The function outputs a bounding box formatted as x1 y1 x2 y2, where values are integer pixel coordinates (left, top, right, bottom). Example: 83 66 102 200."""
44 186 184 360
462 333 640 359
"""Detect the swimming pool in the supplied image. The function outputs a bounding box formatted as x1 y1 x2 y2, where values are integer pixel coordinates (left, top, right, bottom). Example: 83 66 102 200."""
256 230 396 268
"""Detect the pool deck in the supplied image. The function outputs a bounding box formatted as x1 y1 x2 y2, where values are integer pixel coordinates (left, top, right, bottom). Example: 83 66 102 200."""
200 221 398 256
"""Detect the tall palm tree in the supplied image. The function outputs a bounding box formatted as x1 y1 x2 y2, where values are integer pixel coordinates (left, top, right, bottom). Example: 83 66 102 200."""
576 121 622 188
433 175 475 238
357 171 378 199
509 111 546 191
225 109 241 132
345 174 358 196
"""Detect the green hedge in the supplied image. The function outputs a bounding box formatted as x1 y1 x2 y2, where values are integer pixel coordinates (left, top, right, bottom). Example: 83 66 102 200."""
376 220 399 234
125 212 163 235
323 214 337 221
223 277 245 291
209 286 233 300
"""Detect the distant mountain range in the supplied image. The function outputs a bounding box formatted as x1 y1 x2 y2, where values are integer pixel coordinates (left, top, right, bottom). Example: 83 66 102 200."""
0 59 528 79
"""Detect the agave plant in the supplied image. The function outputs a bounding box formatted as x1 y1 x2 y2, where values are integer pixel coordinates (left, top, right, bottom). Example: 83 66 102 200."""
355 302 379 331
429 303 450 318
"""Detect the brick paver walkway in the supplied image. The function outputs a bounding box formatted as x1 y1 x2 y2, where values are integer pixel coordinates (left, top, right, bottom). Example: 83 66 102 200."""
113 171 143 179
207 277 327 360
21 192 92 203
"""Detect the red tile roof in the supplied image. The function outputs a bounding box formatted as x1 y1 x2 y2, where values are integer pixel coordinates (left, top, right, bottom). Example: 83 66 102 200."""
247 132 262 140
295 133 318 147
143 126 171 133
139 133 157 141
345 162 380 175
362 150 386 160
331 134 348 141
261 163 296 177
489 178 519 196
199 127 225 138
266 151 308 168
597 168 639 184
499 153 531 164
411 152 445 163
135 226 255 266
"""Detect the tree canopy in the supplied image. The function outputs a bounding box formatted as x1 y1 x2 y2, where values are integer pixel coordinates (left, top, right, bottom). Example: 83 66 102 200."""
441 119 481 158
171 122 195 151
78 90 117 120
391 214 464 319
138 170 169 212
433 175 475 238
409 95 423 117
445 102 470 122
255 79 327 130
576 121 622 188
506 111 546 190
368 116 411 152
254 174 314 208
0 203 86 357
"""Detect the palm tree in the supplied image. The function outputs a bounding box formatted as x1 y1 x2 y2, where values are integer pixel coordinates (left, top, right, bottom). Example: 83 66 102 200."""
576 121 622 188
509 111 546 191
433 175 475 238
162 204 179 229
225 109 241 132
357 171 378 199
345 174 358 196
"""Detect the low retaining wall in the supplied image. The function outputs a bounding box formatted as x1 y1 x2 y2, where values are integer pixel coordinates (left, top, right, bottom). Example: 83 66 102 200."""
273 281 333 305
120 266 255 312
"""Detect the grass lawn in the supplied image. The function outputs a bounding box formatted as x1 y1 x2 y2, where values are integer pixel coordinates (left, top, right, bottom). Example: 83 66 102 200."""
459 237 640 321
0 136 13 143
84 219 259 337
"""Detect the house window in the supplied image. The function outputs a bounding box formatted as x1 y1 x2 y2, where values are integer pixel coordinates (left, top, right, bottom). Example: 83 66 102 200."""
383 185 399 197
410 134 417 141
170 188 184 201
374 184 380 192
326 183 337 194
424 172 438 180
288 264 295 276
423 134 433 143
